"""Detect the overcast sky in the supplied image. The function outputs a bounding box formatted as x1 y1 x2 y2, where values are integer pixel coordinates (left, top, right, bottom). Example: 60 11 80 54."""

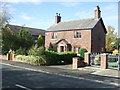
5 1 118 33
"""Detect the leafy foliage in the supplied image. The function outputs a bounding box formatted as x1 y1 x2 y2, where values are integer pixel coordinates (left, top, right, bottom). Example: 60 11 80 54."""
113 40 119 50
44 51 77 65
44 50 59 65
15 48 27 56
112 49 119 55
0 2 10 27
36 35 43 47
28 45 44 56
2 25 34 54
106 26 117 52
48 43 57 52
18 27 34 49
15 55 46 66
79 48 88 59
8 49 15 54
26 45 46 65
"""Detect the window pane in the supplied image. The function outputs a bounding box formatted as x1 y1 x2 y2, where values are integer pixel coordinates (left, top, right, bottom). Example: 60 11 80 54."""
74 32 81 38
52 33 57 39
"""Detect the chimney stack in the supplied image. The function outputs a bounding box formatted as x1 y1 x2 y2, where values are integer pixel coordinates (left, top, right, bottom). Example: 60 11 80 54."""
94 6 101 19
55 13 61 24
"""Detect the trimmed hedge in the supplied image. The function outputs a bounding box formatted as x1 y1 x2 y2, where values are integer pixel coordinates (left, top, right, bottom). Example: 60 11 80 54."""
44 50 59 65
44 51 77 65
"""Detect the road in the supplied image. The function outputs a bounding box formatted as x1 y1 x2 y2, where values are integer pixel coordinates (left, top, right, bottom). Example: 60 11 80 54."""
1 62 119 89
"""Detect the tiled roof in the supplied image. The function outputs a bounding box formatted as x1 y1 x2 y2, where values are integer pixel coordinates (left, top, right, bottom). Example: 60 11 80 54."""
47 18 100 31
8 24 46 36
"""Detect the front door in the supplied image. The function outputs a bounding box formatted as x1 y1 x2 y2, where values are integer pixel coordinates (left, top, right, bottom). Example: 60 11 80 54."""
60 46 64 52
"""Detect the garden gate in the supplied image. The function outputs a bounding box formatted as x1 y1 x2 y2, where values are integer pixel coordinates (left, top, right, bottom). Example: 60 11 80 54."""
90 53 101 67
107 54 120 70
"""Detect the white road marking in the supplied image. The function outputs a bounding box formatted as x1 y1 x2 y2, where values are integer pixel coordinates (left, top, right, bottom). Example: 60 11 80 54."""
1 62 119 87
15 84 32 90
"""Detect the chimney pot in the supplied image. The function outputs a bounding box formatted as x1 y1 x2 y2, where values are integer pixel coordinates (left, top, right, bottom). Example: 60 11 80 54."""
55 13 61 24
56 13 58 16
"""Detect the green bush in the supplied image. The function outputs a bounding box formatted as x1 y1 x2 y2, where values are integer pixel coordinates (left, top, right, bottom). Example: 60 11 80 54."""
57 51 77 64
15 55 46 65
36 35 43 47
28 45 44 56
44 50 59 65
79 48 88 59
44 51 77 65
8 49 15 54
48 43 57 52
2 25 34 54
15 48 27 56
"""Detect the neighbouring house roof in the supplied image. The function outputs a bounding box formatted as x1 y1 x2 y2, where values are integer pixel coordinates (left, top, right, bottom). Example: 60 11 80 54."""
7 24 46 36
47 18 100 32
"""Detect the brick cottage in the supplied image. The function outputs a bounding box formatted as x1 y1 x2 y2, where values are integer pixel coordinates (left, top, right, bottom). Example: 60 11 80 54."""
45 6 107 53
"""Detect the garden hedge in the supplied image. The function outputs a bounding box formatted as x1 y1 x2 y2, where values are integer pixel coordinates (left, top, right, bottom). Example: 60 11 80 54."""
44 51 77 65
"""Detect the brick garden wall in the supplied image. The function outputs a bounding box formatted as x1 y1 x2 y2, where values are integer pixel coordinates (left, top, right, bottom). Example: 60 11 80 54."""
0 55 27 63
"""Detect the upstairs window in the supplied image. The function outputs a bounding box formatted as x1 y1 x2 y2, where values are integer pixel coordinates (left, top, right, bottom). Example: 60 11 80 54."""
74 32 81 38
52 33 57 39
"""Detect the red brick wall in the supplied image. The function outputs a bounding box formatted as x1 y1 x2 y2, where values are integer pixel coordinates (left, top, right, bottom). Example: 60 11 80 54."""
91 20 106 53
45 30 91 52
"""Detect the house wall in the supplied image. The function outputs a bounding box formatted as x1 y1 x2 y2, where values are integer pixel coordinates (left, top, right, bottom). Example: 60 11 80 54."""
45 30 91 52
91 20 106 53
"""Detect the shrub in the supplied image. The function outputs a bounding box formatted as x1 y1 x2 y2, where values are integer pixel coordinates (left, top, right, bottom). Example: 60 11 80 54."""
57 51 77 64
112 49 119 55
8 49 15 54
79 48 88 59
44 51 77 65
15 48 27 56
15 55 46 65
28 45 44 56
44 50 59 65
36 35 43 47
48 43 57 52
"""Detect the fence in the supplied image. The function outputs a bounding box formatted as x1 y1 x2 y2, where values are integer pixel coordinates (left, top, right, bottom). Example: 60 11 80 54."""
84 52 120 70
107 54 120 70
90 53 101 67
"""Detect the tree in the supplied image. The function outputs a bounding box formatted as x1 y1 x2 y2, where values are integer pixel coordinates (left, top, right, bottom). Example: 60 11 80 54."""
106 26 117 52
0 2 10 28
36 35 43 47
2 25 34 54
2 25 13 54
0 2 10 54
113 40 119 50
18 26 34 49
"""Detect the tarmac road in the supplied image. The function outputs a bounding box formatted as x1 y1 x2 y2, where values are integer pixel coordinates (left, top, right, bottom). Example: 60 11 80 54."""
1 61 119 89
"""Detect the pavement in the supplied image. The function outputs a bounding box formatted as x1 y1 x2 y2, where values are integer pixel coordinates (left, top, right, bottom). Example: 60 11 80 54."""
47 63 119 78
1 59 120 88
